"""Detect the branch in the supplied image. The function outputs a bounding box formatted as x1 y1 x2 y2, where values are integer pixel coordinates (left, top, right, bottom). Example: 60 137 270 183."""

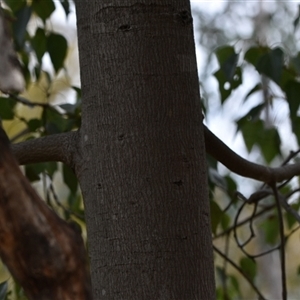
0 126 91 299
204 124 300 183
271 183 287 300
213 245 267 300
11 131 79 167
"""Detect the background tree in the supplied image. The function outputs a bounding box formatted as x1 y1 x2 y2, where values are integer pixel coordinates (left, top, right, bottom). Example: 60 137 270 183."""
193 2 300 299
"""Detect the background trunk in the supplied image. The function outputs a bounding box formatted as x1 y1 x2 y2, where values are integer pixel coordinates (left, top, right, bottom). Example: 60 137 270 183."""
75 0 215 298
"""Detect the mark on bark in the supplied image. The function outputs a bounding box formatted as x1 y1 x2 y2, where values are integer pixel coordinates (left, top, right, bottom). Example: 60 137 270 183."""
173 180 183 186
176 10 193 25
119 24 132 32
118 133 125 141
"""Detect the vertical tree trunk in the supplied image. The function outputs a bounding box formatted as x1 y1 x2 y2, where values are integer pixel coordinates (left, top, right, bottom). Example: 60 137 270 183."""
75 0 215 298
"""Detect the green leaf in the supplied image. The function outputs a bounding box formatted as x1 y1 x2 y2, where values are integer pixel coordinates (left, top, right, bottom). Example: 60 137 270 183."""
221 213 230 230
244 46 269 66
59 103 77 114
0 97 17 120
3 0 25 12
68 193 83 213
25 164 41 182
245 46 285 84
214 67 242 103
279 67 295 89
224 175 238 204
44 162 58 178
290 52 300 75
213 46 242 103
27 118 42 132
285 80 300 118
260 215 279 245
257 47 284 84
210 200 223 235
229 275 241 295
237 119 281 162
43 108 75 134
216 266 226 285
47 33 68 73
215 46 239 81
13 5 32 48
257 126 281 163
236 103 265 130
25 162 57 181
239 119 264 152
32 0 55 21
285 201 300 229
224 175 237 194
291 117 300 146
240 257 257 281
63 164 78 195
31 27 47 63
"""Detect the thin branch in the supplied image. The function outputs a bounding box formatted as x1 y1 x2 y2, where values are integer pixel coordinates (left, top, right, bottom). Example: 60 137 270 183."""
222 234 230 298
213 204 274 239
204 125 300 183
271 183 287 300
8 94 50 108
213 245 267 300
10 128 30 143
48 180 85 221
281 149 300 165
11 131 79 168
248 188 300 224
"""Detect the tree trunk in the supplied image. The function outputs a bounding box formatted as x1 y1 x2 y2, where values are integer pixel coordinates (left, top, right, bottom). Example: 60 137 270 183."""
75 0 215 298
0 126 91 300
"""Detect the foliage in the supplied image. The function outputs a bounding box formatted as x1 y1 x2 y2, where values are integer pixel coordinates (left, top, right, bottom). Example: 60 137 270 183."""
195 2 300 299
0 0 81 297
1 0 300 299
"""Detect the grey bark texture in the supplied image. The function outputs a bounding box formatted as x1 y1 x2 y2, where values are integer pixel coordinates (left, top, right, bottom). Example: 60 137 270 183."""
75 0 215 299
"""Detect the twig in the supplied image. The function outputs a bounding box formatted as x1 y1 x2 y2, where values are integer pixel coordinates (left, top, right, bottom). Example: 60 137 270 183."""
213 245 267 300
204 124 300 183
48 180 84 221
8 94 49 108
214 204 274 239
270 183 287 300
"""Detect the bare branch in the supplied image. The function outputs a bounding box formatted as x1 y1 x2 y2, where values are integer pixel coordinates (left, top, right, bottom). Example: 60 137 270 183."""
271 183 287 300
204 124 300 183
213 245 267 300
11 131 79 167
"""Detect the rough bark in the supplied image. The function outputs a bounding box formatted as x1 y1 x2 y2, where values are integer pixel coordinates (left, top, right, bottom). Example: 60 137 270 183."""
0 126 91 300
11 131 78 167
75 0 215 299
